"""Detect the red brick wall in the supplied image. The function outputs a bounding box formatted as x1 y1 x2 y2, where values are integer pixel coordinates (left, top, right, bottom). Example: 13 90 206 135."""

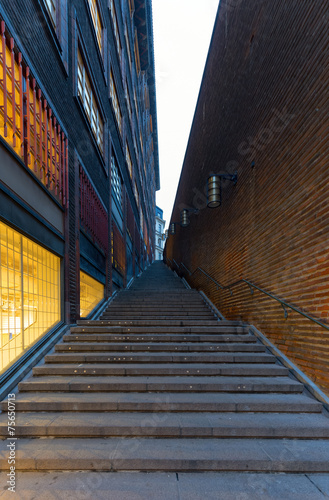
166 0 329 394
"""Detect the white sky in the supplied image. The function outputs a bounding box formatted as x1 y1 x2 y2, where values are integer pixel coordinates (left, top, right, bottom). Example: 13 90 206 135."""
153 0 219 227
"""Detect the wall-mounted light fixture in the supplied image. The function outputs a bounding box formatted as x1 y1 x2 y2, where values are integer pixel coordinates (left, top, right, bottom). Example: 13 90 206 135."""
170 223 176 235
180 209 190 227
207 172 238 208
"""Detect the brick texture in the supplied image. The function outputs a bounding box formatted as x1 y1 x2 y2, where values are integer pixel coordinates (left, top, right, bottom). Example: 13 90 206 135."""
166 0 329 395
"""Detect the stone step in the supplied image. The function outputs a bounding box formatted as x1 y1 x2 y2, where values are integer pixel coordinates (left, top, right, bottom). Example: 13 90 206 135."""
95 320 222 326
54 342 266 353
105 303 211 308
18 375 304 393
1 438 329 472
105 312 214 317
71 326 248 334
45 352 276 364
2 471 327 499
32 363 288 377
1 412 329 438
63 334 257 343
100 316 217 321
76 319 245 327
101 314 216 319
1 392 322 413
111 298 204 304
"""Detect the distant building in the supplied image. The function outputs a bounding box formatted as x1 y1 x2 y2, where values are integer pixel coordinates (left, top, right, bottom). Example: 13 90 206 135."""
155 206 165 260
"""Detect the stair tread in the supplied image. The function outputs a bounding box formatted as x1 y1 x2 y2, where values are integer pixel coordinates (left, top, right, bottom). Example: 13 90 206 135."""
1 391 321 410
63 335 255 342
18 375 304 393
1 438 329 472
55 343 266 352
1 412 329 438
33 362 286 370
45 352 277 363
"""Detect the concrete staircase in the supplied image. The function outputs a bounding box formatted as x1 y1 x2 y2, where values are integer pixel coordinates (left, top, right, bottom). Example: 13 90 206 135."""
1 262 329 494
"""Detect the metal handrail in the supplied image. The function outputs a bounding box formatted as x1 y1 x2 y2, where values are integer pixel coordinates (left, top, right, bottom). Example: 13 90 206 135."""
173 259 180 270
174 261 329 331
180 263 192 276
192 267 225 290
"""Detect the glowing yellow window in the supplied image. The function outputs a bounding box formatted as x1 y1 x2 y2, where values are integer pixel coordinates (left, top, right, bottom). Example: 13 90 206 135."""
0 221 61 374
80 271 104 317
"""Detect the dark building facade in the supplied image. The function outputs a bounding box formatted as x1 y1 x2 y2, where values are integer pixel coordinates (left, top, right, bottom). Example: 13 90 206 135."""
166 0 329 395
0 0 159 376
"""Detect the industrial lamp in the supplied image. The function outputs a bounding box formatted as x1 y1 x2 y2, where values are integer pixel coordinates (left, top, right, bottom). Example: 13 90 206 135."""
207 172 238 208
180 209 190 227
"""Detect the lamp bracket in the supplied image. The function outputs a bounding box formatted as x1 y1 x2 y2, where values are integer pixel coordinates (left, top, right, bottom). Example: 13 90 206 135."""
282 304 288 320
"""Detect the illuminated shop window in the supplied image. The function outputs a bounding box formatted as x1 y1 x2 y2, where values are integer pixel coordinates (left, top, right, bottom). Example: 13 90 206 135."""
77 49 104 152
80 271 104 317
87 0 103 53
0 221 60 374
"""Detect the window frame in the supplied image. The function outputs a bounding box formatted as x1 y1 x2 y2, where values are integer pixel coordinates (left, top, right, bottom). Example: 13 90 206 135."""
77 45 105 156
44 0 57 27
109 0 122 61
86 0 105 59
111 151 123 210
109 69 123 135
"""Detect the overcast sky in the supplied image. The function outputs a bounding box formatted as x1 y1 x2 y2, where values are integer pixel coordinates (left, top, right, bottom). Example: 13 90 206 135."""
153 0 219 227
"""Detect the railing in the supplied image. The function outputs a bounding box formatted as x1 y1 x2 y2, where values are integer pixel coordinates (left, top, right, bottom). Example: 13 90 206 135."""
167 258 329 332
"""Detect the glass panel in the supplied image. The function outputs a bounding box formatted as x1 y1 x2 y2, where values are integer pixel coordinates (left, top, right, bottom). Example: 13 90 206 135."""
80 271 104 317
0 221 61 374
